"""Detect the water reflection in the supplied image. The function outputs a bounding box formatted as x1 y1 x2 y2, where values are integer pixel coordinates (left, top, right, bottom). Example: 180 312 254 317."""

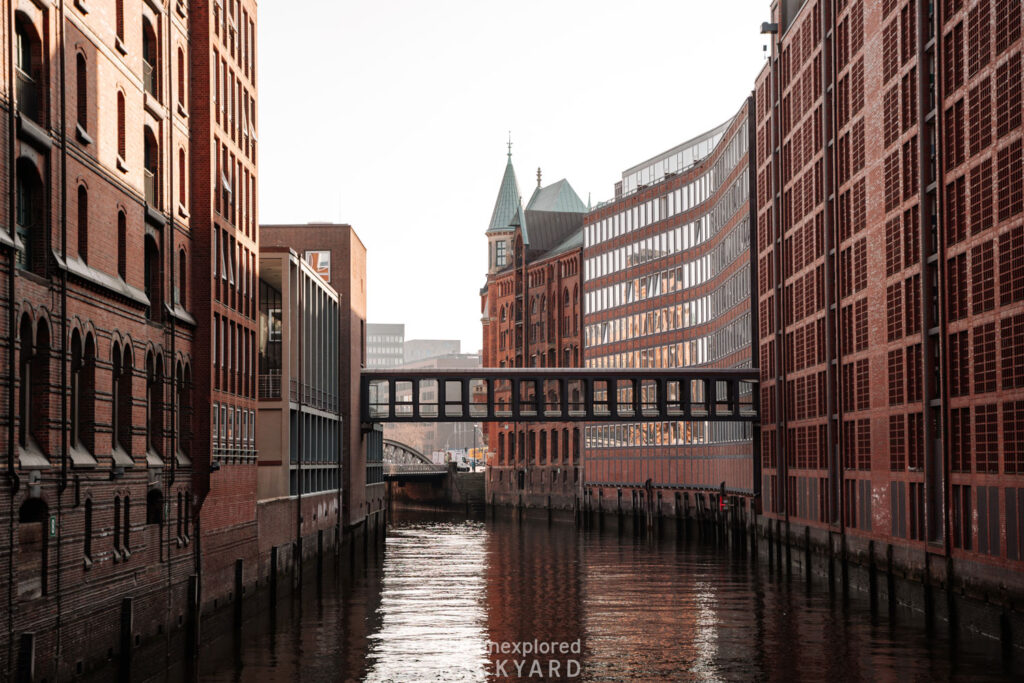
184 510 1020 681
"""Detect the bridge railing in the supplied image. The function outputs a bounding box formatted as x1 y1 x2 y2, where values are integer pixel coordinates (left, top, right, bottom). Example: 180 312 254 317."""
361 368 759 424
383 463 448 477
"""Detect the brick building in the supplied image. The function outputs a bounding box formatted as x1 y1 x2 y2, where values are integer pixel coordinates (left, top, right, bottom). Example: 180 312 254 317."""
480 152 586 509
0 0 219 677
580 104 756 518
260 223 384 533
754 0 1024 597
256 246 343 572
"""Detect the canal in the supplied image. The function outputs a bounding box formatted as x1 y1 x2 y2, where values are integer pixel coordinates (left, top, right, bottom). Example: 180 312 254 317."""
123 508 1019 681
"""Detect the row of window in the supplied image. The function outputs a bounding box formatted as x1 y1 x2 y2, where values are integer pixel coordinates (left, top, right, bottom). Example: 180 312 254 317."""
212 402 255 455
17 316 191 465
586 266 750 348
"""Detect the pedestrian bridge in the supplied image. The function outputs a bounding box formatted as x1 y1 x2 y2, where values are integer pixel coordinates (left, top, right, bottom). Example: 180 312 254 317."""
361 368 759 426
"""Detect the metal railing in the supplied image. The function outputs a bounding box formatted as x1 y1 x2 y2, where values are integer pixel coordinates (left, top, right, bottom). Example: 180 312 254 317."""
383 463 447 477
258 372 281 399
16 68 40 122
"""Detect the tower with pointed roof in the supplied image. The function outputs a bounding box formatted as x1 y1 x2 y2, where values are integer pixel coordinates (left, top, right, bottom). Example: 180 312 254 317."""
486 144 522 275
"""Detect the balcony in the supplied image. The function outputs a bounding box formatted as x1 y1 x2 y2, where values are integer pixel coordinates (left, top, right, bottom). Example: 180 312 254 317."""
15 68 40 123
143 60 157 97
259 372 282 399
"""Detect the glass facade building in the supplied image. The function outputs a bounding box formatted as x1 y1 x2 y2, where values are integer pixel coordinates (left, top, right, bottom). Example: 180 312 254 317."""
582 101 756 506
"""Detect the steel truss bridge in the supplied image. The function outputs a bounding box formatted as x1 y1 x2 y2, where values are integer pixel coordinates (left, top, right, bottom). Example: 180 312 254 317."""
381 439 447 479
362 368 760 425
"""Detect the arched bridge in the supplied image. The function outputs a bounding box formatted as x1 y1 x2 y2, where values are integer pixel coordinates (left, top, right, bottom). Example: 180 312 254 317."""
382 439 447 479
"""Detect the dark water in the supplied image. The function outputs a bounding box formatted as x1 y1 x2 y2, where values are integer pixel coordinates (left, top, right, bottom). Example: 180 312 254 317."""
185 510 1017 681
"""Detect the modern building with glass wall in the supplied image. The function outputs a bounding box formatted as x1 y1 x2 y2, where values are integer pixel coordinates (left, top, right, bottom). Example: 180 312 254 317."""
256 247 342 563
582 101 756 516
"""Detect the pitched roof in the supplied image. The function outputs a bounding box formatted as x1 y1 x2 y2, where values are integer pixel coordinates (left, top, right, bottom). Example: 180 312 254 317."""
542 227 583 259
525 179 587 214
487 155 522 233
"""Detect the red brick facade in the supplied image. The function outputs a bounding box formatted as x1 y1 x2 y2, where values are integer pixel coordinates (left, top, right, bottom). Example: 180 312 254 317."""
580 103 756 517
482 236 584 509
1 1 204 678
755 0 1024 593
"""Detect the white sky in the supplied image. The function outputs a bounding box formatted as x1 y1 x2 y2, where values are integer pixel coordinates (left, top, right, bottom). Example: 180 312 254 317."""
258 0 771 352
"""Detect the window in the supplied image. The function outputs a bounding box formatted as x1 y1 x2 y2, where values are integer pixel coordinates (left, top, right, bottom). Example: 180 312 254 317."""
70 331 95 454
495 240 507 268
142 19 159 98
112 344 133 455
177 249 187 307
117 92 126 161
178 148 187 206
144 127 159 208
15 14 42 122
117 210 127 279
144 235 162 320
115 0 124 41
77 185 88 262
123 496 131 553
15 158 44 273
83 499 93 563
17 498 48 599
76 53 87 131
176 47 186 107
146 352 163 457
146 489 163 525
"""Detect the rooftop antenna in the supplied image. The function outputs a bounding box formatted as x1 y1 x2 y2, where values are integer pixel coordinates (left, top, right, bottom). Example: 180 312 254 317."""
537 167 542 188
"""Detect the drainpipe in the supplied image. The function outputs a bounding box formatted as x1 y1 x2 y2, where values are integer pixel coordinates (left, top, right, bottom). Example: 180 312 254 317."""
820 0 841 528
56 0 69 673
6 0 20 672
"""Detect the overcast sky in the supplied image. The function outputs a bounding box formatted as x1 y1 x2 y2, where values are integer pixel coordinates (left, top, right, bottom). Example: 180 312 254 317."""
258 0 770 352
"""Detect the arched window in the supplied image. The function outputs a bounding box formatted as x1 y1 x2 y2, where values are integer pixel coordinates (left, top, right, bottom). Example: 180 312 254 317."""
83 498 93 562
144 235 162 320
146 352 163 456
177 362 192 460
116 92 126 160
176 47 186 107
178 148 187 206
20 318 51 456
142 19 159 98
497 432 504 465
123 496 131 553
117 210 127 279
112 344 133 456
17 498 48 599
15 158 44 273
77 185 88 262
76 53 87 131
70 330 93 453
15 14 42 122
177 249 187 307
17 316 33 450
176 491 183 540
113 496 122 552
144 127 159 208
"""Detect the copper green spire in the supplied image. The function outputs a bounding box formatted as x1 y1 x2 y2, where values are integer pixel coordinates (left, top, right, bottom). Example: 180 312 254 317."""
487 137 521 233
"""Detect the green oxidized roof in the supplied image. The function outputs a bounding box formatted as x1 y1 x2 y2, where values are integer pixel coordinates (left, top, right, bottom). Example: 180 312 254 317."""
487 154 522 233
525 179 587 214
